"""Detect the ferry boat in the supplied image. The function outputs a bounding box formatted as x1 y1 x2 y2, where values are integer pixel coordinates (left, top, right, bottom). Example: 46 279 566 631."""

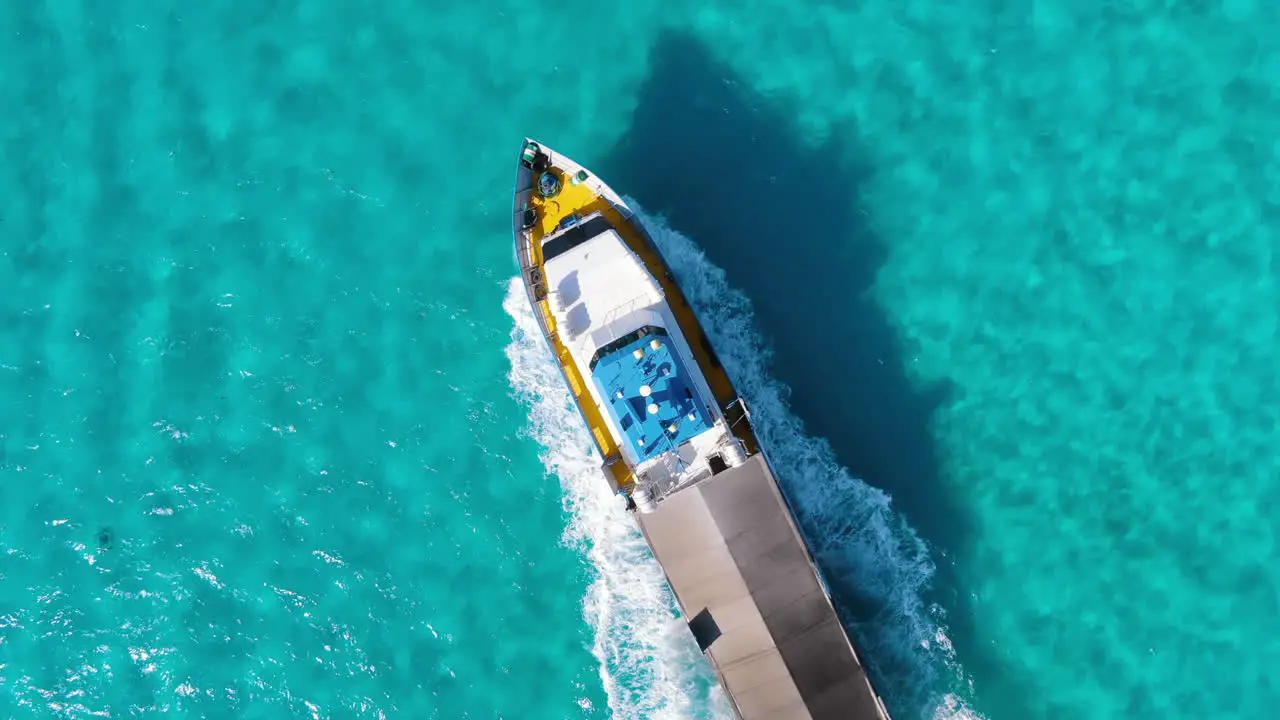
512 139 892 720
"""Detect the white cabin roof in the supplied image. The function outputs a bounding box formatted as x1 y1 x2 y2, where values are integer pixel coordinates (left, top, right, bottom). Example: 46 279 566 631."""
543 227 663 359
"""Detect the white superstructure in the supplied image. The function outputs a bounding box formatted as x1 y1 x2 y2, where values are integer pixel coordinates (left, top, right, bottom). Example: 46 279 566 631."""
541 217 736 493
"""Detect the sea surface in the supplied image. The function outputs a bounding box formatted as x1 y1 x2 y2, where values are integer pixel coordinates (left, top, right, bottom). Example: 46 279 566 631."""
2 2 1278 719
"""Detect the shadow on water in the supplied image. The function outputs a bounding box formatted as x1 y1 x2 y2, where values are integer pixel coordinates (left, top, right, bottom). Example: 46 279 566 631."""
596 31 997 715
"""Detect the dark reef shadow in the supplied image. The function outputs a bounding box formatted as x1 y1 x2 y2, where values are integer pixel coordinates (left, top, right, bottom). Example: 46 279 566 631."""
592 31 1007 716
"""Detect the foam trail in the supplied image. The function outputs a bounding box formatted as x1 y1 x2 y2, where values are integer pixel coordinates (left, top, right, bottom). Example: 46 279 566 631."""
504 283 734 720
504 204 983 719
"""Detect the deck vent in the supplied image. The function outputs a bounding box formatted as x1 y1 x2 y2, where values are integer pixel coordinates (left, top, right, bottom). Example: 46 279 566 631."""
723 440 747 468
632 485 657 514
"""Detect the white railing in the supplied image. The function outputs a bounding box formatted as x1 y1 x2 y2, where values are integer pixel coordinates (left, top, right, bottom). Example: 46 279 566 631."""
597 295 655 345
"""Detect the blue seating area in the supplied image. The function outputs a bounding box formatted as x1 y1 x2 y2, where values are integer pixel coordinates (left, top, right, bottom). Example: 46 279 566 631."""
590 330 712 461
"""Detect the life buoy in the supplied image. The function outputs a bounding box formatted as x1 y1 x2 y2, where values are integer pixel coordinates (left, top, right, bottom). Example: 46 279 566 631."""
537 171 562 199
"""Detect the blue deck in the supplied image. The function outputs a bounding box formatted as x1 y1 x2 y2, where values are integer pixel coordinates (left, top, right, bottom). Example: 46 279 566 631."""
590 331 712 461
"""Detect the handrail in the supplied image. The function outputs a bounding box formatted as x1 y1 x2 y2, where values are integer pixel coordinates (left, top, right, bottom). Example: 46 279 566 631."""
597 295 654 344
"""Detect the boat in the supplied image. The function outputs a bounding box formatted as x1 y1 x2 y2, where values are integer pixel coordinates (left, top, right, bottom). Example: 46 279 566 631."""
512 138 892 720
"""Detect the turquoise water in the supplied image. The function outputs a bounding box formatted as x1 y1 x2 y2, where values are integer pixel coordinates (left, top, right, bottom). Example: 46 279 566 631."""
3 2 1279 719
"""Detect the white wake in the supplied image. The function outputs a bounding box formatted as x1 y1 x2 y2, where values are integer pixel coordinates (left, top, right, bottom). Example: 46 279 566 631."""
503 282 733 720
503 202 983 720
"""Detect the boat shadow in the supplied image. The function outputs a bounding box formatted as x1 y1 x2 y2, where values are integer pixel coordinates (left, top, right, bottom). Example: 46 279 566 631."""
597 30 991 715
